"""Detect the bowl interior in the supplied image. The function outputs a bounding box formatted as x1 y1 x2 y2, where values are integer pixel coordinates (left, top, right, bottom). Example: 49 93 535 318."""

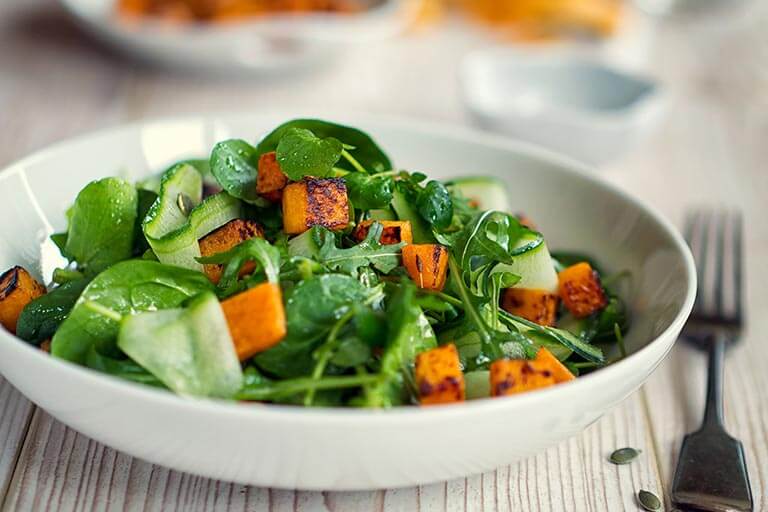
0 114 691 366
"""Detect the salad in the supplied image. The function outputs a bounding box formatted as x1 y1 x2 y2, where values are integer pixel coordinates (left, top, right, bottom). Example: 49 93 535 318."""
0 119 628 407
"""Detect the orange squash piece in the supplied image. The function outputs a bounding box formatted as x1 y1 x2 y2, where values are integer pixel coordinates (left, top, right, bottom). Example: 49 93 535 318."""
558 262 607 318
199 219 264 284
0 266 46 334
353 220 413 245
402 244 449 291
501 288 558 326
490 347 575 397
221 282 287 361
415 344 465 405
256 151 289 203
282 178 350 235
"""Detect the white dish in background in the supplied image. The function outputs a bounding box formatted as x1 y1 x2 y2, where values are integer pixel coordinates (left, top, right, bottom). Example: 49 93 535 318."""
60 0 415 74
0 114 694 490
461 49 666 166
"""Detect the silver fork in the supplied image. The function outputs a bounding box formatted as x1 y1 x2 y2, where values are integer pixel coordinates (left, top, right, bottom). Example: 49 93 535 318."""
671 210 753 511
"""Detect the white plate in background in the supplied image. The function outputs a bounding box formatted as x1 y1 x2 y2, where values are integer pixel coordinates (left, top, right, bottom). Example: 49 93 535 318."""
60 0 416 74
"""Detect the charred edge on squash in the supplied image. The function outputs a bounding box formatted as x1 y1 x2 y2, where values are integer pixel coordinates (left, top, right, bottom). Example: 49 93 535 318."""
0 267 21 299
306 177 348 230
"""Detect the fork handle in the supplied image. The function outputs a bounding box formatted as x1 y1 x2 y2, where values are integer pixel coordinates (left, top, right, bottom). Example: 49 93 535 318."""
702 336 726 428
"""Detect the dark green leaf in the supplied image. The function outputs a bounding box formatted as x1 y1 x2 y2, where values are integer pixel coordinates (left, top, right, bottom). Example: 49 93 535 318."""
257 119 392 174
133 188 158 256
84 345 164 388
276 128 343 180
16 278 90 345
344 172 394 211
210 139 268 206
417 180 453 230
65 178 139 276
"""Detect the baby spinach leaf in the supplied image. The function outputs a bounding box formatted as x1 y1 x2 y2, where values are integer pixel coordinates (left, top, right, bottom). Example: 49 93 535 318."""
254 274 381 378
117 292 243 399
65 177 138 276
276 128 343 180
315 224 404 277
16 278 90 345
344 172 394 211
51 260 214 364
416 180 453 230
363 282 437 407
210 139 268 206
257 119 392 174
133 188 158 256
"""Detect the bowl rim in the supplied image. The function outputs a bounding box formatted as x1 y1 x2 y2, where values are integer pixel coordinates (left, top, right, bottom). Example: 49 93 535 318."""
0 112 697 425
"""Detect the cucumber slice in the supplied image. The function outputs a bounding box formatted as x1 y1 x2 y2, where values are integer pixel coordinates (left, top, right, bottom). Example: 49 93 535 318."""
492 241 558 293
391 189 434 243
465 370 491 399
448 177 510 212
368 208 396 221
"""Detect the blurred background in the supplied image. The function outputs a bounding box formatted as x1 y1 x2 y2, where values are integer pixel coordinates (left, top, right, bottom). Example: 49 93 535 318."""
2 0 766 172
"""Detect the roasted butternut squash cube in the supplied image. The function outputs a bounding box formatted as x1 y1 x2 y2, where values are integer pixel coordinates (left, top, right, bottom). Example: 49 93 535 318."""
402 244 449 291
0 266 46 334
222 282 287 361
501 288 558 326
558 262 607 318
490 348 574 397
256 151 289 203
282 178 350 235
415 344 465 405
353 220 413 245
199 219 264 284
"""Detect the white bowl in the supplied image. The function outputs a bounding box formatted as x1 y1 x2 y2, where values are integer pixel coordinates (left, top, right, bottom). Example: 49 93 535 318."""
461 49 667 166
0 114 695 490
60 0 415 74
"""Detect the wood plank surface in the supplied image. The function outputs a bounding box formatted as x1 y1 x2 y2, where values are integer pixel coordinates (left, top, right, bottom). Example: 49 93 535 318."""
1 0 767 509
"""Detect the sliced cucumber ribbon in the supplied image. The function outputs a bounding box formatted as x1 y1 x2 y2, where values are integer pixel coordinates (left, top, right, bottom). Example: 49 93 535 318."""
143 164 241 271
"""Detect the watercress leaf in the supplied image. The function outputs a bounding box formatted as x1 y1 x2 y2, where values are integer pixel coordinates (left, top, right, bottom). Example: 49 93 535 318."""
316 224 404 277
275 128 342 180
210 139 269 206
117 292 243 398
254 274 381 378
344 172 394 211
51 260 214 364
65 177 139 276
16 278 90 345
50 232 69 258
330 336 372 368
257 119 392 174
417 180 453 230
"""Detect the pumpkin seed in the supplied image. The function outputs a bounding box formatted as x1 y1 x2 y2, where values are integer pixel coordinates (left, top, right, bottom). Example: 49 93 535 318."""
177 193 195 215
609 447 641 465
638 490 662 511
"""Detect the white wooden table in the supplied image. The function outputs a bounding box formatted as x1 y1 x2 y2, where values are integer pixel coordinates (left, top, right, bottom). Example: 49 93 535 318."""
1 1 766 510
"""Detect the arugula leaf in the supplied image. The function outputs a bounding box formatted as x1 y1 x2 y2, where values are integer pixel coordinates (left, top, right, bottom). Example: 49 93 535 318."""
16 278 90 345
64 178 138 276
197 237 281 297
257 119 392 174
362 281 437 407
275 128 343 180
210 139 268 206
344 172 394 210
416 180 453 230
254 274 382 378
315 224 404 277
51 260 214 364
499 311 605 364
